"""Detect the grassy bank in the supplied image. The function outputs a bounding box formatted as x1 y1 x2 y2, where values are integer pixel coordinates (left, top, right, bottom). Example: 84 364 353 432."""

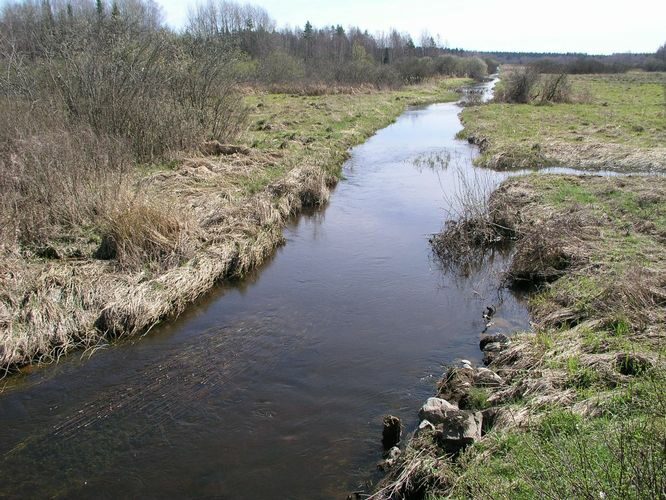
458 72 666 171
0 78 470 375
373 69 665 499
376 174 665 499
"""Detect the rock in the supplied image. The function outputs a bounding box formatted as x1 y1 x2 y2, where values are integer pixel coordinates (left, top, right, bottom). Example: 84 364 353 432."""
434 410 483 454
474 367 503 387
418 397 458 425
377 447 401 472
460 359 472 367
417 419 436 434
437 367 475 405
382 415 402 449
482 305 496 321
201 140 250 156
482 342 503 352
480 333 510 351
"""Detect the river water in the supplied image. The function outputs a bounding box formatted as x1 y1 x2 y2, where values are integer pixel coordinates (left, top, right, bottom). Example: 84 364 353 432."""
0 80 530 498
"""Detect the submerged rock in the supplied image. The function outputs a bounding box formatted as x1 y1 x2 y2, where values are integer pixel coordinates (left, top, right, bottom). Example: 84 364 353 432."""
382 415 402 449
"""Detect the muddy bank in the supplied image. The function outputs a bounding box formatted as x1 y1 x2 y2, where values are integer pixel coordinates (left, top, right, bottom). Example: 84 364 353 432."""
372 174 666 499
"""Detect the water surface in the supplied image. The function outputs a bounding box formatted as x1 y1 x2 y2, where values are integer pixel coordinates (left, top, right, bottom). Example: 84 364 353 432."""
0 80 530 498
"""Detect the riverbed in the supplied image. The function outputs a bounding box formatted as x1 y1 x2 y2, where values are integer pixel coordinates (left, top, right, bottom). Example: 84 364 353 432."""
0 80 530 498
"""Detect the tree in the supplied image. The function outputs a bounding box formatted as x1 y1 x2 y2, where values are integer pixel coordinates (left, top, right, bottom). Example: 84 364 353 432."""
303 20 313 38
302 20 313 61
111 2 120 20
656 42 666 62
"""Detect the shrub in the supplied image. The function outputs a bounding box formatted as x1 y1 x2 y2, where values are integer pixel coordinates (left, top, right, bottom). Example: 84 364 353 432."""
0 100 131 248
495 66 540 103
535 73 572 104
258 49 306 83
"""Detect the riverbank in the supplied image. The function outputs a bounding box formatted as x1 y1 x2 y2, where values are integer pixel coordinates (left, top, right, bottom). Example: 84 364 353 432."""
374 174 665 498
371 71 666 498
458 72 666 171
0 78 471 374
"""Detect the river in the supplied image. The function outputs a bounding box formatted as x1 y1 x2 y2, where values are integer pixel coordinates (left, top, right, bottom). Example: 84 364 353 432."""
0 79 530 498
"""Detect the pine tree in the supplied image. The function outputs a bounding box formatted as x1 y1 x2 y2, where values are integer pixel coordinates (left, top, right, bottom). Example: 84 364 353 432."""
303 21 313 39
96 0 104 20
111 1 120 20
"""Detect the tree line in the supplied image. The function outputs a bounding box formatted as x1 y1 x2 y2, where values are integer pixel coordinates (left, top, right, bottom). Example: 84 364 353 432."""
0 0 493 253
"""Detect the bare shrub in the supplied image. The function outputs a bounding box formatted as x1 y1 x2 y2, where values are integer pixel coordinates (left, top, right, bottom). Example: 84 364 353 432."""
47 32 247 161
535 73 572 104
258 49 306 83
0 101 132 248
495 66 539 103
430 166 508 275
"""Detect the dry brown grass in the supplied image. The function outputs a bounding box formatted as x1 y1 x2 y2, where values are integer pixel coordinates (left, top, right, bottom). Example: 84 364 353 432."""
96 199 197 272
0 148 334 372
452 175 664 407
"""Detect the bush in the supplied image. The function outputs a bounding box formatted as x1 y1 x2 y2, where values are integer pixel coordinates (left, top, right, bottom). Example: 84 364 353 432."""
459 56 488 80
495 66 540 103
535 73 572 104
258 49 306 83
0 100 132 248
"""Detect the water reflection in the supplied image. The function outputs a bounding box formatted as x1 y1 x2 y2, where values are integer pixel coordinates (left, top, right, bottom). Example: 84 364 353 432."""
0 78 530 499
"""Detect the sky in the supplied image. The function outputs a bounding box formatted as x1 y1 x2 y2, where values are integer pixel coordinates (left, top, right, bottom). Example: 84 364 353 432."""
154 0 666 54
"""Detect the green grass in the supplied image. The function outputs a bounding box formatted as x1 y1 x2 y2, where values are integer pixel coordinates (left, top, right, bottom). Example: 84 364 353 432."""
238 77 470 193
451 378 665 499
419 174 666 499
459 72 666 170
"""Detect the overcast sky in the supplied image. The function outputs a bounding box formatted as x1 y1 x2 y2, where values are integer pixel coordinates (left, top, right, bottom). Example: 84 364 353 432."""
154 0 665 54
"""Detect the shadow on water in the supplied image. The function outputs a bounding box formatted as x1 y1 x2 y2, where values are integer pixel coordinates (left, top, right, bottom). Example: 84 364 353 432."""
0 78 531 498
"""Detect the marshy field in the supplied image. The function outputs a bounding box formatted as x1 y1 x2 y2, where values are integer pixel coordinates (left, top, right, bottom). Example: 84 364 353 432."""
1 0 665 498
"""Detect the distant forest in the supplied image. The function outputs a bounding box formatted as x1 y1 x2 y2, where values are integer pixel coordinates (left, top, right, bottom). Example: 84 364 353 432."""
1 0 664 165
477 50 666 73
1 0 664 260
